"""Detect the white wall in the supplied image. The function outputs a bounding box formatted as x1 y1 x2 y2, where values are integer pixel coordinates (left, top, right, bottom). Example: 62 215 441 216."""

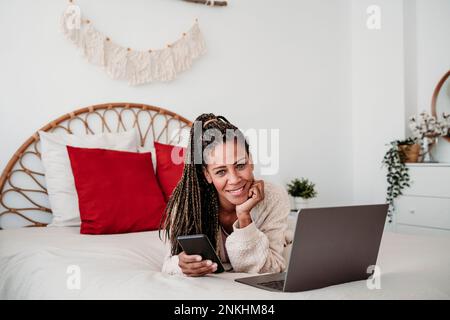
351 0 406 205
0 0 353 207
415 0 450 115
403 0 418 135
405 0 450 162
351 0 450 206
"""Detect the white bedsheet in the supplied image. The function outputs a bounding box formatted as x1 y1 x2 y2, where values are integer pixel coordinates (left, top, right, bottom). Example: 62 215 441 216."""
1 227 449 299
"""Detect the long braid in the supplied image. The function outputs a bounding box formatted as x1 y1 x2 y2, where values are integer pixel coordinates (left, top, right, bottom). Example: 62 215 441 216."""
160 113 249 256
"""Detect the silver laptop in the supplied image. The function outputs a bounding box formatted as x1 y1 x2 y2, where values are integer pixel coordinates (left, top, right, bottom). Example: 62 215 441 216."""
235 204 388 292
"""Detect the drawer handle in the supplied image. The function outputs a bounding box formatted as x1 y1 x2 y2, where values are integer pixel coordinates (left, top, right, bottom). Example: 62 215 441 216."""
409 209 415 214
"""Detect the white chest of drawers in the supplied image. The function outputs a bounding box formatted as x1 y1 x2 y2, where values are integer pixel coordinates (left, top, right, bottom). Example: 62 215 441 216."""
393 163 450 235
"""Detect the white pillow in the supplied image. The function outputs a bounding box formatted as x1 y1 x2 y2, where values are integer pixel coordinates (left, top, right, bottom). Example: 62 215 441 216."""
39 129 139 227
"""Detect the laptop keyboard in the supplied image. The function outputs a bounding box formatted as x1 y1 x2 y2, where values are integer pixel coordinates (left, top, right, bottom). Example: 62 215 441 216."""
258 280 285 291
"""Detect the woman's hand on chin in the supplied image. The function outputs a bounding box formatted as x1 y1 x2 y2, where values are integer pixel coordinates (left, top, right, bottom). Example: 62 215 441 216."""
235 180 265 228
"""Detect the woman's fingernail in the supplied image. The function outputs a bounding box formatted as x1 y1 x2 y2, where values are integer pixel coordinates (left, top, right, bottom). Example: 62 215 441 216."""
206 260 212 266
196 256 202 261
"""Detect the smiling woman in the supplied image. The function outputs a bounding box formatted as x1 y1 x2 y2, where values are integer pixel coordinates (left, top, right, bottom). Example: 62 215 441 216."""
161 113 291 277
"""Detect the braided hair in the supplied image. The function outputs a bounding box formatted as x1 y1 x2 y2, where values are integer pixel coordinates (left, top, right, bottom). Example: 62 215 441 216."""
161 113 250 256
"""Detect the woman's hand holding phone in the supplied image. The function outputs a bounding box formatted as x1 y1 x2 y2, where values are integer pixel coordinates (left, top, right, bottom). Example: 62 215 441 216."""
178 252 218 277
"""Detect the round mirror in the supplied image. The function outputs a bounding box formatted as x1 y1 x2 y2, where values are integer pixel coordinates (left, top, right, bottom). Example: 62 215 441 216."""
430 70 450 162
431 70 450 139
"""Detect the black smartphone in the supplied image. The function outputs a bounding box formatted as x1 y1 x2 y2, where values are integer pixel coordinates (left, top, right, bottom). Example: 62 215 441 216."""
177 234 225 273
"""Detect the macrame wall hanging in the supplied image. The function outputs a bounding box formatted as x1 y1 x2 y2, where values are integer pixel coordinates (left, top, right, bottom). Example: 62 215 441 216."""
61 0 207 85
183 0 228 6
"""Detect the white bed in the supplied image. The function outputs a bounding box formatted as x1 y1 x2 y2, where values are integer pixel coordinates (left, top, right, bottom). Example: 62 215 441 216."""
1 226 449 300
1 103 449 300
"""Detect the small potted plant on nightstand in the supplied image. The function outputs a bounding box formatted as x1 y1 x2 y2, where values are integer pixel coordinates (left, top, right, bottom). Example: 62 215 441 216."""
287 178 317 210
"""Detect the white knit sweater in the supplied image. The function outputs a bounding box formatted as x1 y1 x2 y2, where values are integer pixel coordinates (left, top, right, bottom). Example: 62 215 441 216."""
161 181 291 275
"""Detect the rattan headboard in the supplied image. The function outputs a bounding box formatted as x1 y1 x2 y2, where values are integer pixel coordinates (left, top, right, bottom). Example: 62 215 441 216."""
0 102 192 229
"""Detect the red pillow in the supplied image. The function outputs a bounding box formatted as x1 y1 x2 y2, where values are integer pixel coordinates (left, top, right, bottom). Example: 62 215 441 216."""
67 146 166 235
154 142 186 201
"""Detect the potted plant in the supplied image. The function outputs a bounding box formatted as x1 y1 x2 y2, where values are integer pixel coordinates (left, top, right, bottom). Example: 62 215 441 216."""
397 138 421 163
287 178 317 210
382 137 418 223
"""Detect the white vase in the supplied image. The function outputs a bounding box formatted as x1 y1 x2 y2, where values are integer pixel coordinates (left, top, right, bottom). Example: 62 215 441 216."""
294 197 310 210
422 136 439 163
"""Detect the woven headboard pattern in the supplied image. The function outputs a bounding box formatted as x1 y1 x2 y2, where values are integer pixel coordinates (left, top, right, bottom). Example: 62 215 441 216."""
0 102 192 228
